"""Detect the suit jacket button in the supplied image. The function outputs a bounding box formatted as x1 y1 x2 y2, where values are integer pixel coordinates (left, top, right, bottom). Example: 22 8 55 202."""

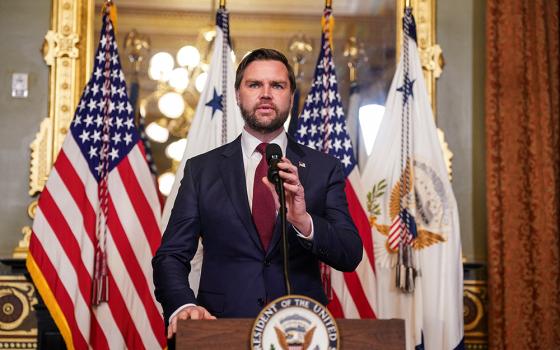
264 259 271 267
257 298 265 307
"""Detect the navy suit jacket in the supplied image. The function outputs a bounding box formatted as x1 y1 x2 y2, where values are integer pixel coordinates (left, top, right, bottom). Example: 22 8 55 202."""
152 135 362 321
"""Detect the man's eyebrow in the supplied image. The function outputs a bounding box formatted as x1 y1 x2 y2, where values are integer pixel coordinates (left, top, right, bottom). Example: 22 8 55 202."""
243 79 287 85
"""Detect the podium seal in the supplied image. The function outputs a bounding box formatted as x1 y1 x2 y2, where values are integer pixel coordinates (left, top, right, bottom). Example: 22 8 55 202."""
251 295 339 350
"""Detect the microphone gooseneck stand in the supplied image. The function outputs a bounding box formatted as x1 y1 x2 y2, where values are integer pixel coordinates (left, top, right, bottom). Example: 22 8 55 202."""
275 177 291 295
266 143 291 295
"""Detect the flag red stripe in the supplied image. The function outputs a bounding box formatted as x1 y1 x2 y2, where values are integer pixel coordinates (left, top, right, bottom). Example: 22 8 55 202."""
38 189 110 348
345 180 376 270
117 156 161 254
39 189 94 303
54 150 96 241
107 196 166 345
389 234 400 244
106 272 146 350
342 271 375 318
88 316 110 350
29 235 92 350
136 141 166 208
326 290 344 318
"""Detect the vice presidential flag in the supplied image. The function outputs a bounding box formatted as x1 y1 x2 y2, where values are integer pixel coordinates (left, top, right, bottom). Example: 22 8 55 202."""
161 7 244 294
295 7 377 319
361 7 464 349
27 8 166 349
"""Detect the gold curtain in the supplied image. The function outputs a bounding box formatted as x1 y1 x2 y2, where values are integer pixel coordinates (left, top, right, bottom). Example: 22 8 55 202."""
486 0 560 348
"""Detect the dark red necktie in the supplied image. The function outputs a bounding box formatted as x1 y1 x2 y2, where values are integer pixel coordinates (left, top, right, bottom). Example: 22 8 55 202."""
252 143 276 251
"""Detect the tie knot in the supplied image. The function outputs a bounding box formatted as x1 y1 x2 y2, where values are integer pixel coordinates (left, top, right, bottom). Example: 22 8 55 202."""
256 142 268 155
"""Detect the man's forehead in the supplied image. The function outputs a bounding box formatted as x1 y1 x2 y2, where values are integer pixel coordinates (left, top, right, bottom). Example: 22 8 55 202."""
243 60 289 80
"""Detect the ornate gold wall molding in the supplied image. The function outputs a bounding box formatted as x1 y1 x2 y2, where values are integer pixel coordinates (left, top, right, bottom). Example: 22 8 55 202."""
438 128 454 180
28 119 52 196
12 227 32 260
29 0 94 197
464 280 488 349
0 276 37 349
22 0 94 258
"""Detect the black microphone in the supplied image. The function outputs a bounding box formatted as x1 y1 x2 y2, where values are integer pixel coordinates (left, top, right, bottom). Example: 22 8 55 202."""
265 143 282 185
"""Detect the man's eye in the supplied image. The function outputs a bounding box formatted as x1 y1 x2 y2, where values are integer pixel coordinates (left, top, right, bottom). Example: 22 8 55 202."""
272 84 285 89
249 82 260 88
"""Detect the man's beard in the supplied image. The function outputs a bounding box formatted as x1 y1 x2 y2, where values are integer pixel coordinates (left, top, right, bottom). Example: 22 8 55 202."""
240 104 290 134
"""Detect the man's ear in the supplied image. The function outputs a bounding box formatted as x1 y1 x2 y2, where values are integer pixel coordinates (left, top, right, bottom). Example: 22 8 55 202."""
235 91 240 105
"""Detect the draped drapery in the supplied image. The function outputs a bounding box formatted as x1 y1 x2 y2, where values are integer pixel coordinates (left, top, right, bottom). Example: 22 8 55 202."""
486 1 560 348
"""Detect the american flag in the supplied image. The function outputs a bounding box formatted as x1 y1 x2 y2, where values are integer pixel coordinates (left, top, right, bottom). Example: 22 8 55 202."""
388 209 415 250
27 9 166 349
295 7 377 319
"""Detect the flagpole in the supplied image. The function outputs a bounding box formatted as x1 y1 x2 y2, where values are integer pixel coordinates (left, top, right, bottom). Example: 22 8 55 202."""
325 0 332 9
220 0 226 9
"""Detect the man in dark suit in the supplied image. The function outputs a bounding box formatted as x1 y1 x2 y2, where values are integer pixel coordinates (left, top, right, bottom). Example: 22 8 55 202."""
152 48 362 338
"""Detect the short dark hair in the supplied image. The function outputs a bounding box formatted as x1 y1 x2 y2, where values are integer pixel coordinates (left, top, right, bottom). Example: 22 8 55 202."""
235 48 296 93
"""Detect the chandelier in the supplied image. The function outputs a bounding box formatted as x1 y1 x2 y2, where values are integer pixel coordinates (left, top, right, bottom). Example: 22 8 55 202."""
124 23 221 195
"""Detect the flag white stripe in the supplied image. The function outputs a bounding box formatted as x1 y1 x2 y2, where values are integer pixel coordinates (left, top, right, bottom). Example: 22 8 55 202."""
106 231 161 350
65 135 99 209
32 208 94 344
45 169 95 275
330 269 359 318
127 145 161 229
92 303 126 349
353 251 378 315
347 165 378 319
108 170 157 288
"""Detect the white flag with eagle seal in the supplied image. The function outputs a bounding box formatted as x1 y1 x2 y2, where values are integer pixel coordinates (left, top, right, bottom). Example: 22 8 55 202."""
361 7 464 350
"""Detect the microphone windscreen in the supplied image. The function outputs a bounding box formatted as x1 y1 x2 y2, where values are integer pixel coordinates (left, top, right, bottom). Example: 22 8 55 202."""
265 143 283 165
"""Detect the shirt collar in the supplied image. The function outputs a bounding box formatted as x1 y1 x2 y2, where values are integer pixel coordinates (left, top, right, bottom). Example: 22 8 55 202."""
241 128 288 158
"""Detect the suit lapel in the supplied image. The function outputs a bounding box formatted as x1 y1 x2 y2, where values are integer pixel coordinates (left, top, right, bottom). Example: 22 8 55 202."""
267 136 309 255
219 136 263 252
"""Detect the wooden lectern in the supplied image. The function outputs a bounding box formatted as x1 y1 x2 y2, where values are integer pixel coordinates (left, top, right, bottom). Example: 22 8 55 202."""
176 318 405 349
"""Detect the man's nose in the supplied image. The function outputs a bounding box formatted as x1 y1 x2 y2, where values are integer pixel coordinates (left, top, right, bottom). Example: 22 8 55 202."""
260 85 272 99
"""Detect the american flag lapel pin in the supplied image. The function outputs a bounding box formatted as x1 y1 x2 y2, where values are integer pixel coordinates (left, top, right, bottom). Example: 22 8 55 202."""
298 161 306 168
